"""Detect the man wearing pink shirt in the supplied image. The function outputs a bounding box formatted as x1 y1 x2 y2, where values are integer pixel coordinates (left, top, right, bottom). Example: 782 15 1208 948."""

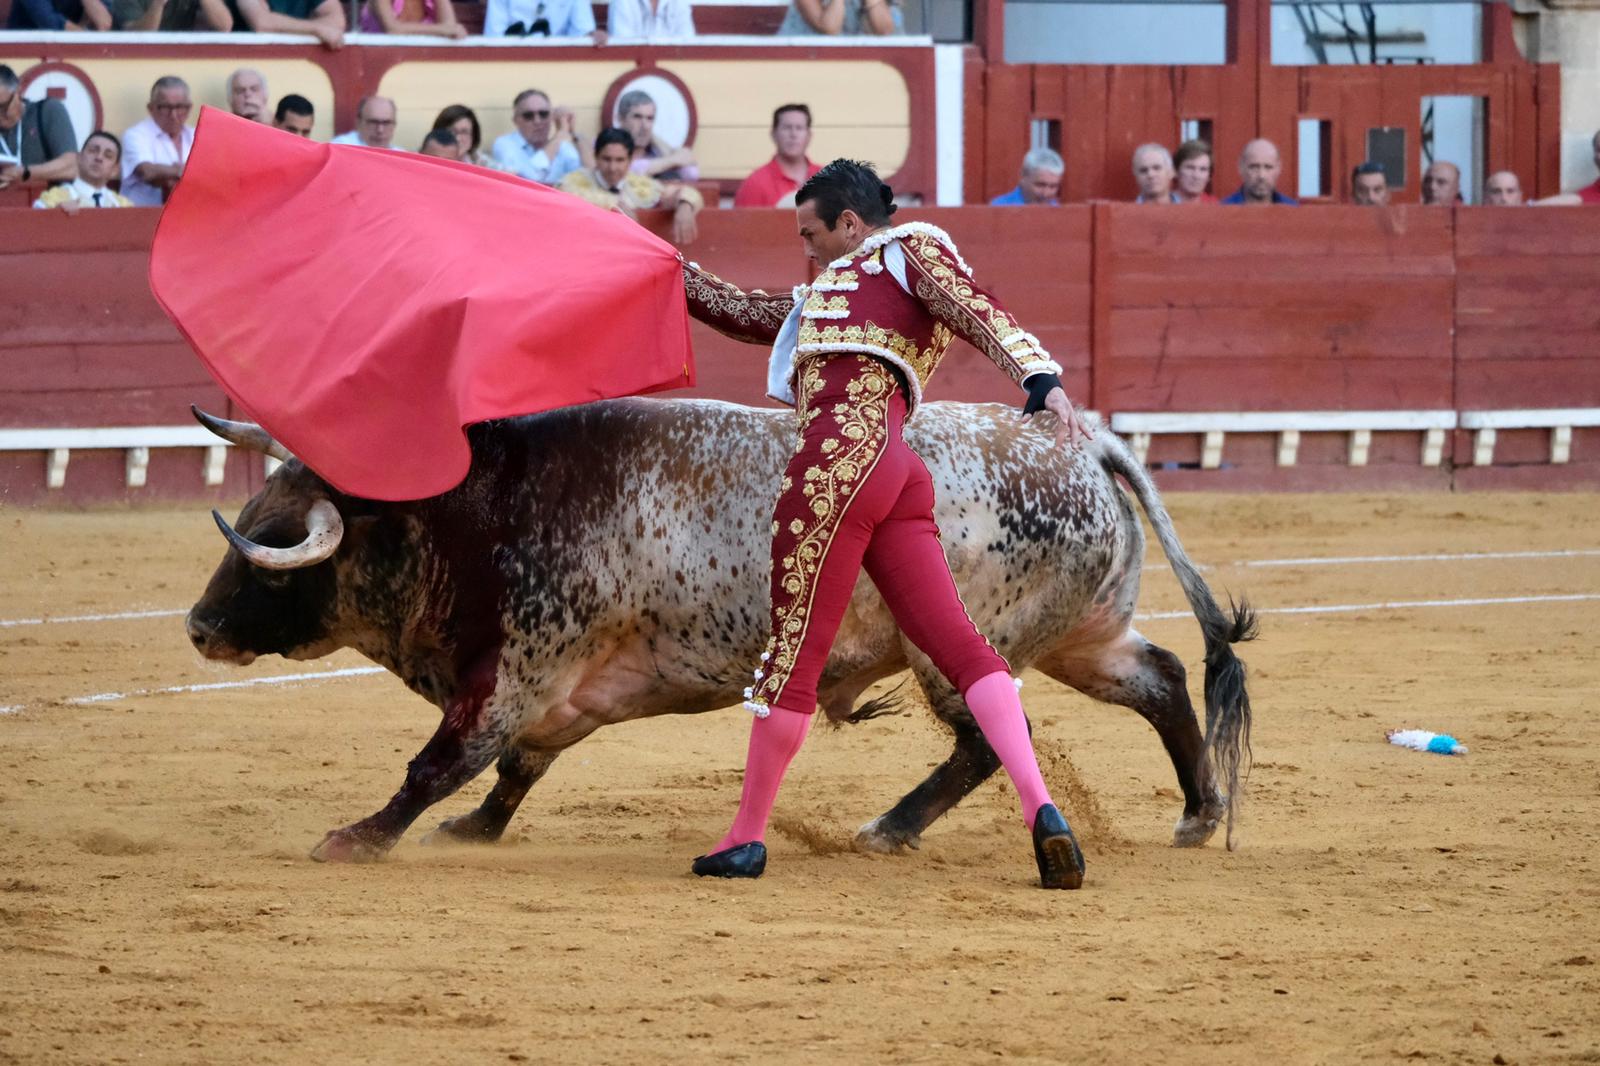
733 103 821 208
121 76 194 207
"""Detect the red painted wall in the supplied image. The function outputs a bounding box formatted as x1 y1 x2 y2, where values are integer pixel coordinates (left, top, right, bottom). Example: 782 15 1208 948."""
4 203 1598 501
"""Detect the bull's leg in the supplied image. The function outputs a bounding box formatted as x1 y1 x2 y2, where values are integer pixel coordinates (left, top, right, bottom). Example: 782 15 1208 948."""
311 669 508 863
855 661 1001 853
420 744 560 846
1035 630 1225 847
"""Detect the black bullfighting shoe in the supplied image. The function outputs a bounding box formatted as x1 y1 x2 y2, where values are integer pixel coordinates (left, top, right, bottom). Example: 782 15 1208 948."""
691 841 767 879
1031 804 1086 890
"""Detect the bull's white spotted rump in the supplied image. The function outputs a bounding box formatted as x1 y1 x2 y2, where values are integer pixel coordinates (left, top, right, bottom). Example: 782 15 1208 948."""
186 399 1254 866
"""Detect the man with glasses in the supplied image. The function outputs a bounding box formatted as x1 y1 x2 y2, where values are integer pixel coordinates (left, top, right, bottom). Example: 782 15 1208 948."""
491 89 590 185
0 65 81 193
122 76 194 206
332 96 402 151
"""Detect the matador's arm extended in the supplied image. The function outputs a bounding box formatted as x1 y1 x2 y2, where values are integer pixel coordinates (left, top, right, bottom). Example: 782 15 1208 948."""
680 260 796 346
896 231 1063 388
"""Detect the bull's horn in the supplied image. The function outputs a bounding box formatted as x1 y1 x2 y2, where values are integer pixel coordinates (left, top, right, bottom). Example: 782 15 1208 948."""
191 405 294 463
211 499 344 571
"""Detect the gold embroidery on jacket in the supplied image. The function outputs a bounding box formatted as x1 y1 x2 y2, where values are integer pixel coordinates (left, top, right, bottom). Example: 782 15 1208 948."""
749 357 894 711
904 235 1058 384
681 262 794 343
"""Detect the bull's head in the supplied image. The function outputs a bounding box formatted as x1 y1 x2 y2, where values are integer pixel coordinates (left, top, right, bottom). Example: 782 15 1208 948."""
185 408 352 665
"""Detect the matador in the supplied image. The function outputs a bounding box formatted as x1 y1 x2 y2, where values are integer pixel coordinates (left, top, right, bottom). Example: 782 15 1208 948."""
681 159 1095 889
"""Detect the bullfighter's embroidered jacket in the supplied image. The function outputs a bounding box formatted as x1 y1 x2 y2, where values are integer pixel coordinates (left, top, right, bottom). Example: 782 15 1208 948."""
682 221 1063 412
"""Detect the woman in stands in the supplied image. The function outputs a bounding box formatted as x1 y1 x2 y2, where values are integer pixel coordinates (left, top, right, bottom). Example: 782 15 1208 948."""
431 105 499 170
778 0 900 35
1173 139 1217 204
360 0 467 37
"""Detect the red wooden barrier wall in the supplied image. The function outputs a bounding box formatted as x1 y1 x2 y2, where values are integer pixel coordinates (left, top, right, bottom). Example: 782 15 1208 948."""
3 203 1598 502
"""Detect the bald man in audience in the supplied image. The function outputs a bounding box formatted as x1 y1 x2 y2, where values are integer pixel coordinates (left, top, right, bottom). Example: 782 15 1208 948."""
1422 161 1462 205
1484 171 1523 206
1222 139 1296 205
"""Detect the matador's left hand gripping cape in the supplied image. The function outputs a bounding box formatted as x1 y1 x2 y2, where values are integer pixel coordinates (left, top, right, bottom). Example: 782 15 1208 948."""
150 108 693 501
681 220 1061 409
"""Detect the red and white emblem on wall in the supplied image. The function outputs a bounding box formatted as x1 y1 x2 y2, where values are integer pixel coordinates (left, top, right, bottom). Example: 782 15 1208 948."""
18 61 104 147
601 67 698 148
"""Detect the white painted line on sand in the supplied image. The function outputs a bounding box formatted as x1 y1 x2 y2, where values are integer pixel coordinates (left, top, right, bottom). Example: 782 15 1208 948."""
0 608 187 628
0 705 22 716
1240 548 1600 569
1137 592 1600 621
63 666 387 706
1148 547 1600 573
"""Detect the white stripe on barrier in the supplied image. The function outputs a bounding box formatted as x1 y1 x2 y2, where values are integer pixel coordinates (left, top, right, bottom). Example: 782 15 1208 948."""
0 608 188 629
1136 592 1600 621
63 666 387 706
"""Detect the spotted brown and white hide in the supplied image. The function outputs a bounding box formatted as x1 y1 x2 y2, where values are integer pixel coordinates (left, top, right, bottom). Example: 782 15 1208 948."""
187 399 1254 865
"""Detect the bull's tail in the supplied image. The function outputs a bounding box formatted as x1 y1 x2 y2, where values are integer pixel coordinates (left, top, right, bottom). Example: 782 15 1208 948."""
1095 432 1259 850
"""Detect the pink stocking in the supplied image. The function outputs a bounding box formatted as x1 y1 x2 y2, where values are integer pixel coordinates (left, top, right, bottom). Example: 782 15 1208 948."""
710 706 812 853
963 671 1054 829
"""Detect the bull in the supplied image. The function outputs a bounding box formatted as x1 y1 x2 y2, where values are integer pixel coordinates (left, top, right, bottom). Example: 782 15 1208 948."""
186 399 1255 867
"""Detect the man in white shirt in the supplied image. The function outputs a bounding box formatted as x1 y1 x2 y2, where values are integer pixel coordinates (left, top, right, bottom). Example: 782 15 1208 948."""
484 0 604 41
330 96 404 151
34 130 134 211
121 76 194 207
607 0 692 39
490 89 587 185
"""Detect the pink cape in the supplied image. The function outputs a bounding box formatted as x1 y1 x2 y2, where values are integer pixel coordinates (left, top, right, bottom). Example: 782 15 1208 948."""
150 108 694 501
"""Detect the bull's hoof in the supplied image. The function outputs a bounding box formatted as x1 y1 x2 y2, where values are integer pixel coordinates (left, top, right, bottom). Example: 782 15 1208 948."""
310 828 390 863
420 812 503 847
1172 795 1227 848
854 816 921 854
1032 804 1085 890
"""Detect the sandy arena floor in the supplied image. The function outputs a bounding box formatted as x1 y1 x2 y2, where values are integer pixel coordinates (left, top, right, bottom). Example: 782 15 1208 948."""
1 492 1597 1065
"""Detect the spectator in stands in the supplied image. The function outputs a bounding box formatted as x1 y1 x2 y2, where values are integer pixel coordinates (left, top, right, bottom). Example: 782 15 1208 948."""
1421 160 1462 205
1484 170 1523 206
561 127 703 245
360 0 466 37
8 0 111 29
34 131 132 211
1349 161 1389 206
431 105 497 169
332 96 403 150
616 89 698 183
419 129 461 159
121 75 194 206
228 0 345 49
112 0 231 30
607 0 692 38
0 65 80 191
734 103 821 208
274 94 315 138
1535 129 1600 205
1173 138 1215 203
493 89 589 185
485 0 605 42
228 68 269 123
778 0 899 35
990 147 1063 206
1223 139 1295 205
1132 143 1177 204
